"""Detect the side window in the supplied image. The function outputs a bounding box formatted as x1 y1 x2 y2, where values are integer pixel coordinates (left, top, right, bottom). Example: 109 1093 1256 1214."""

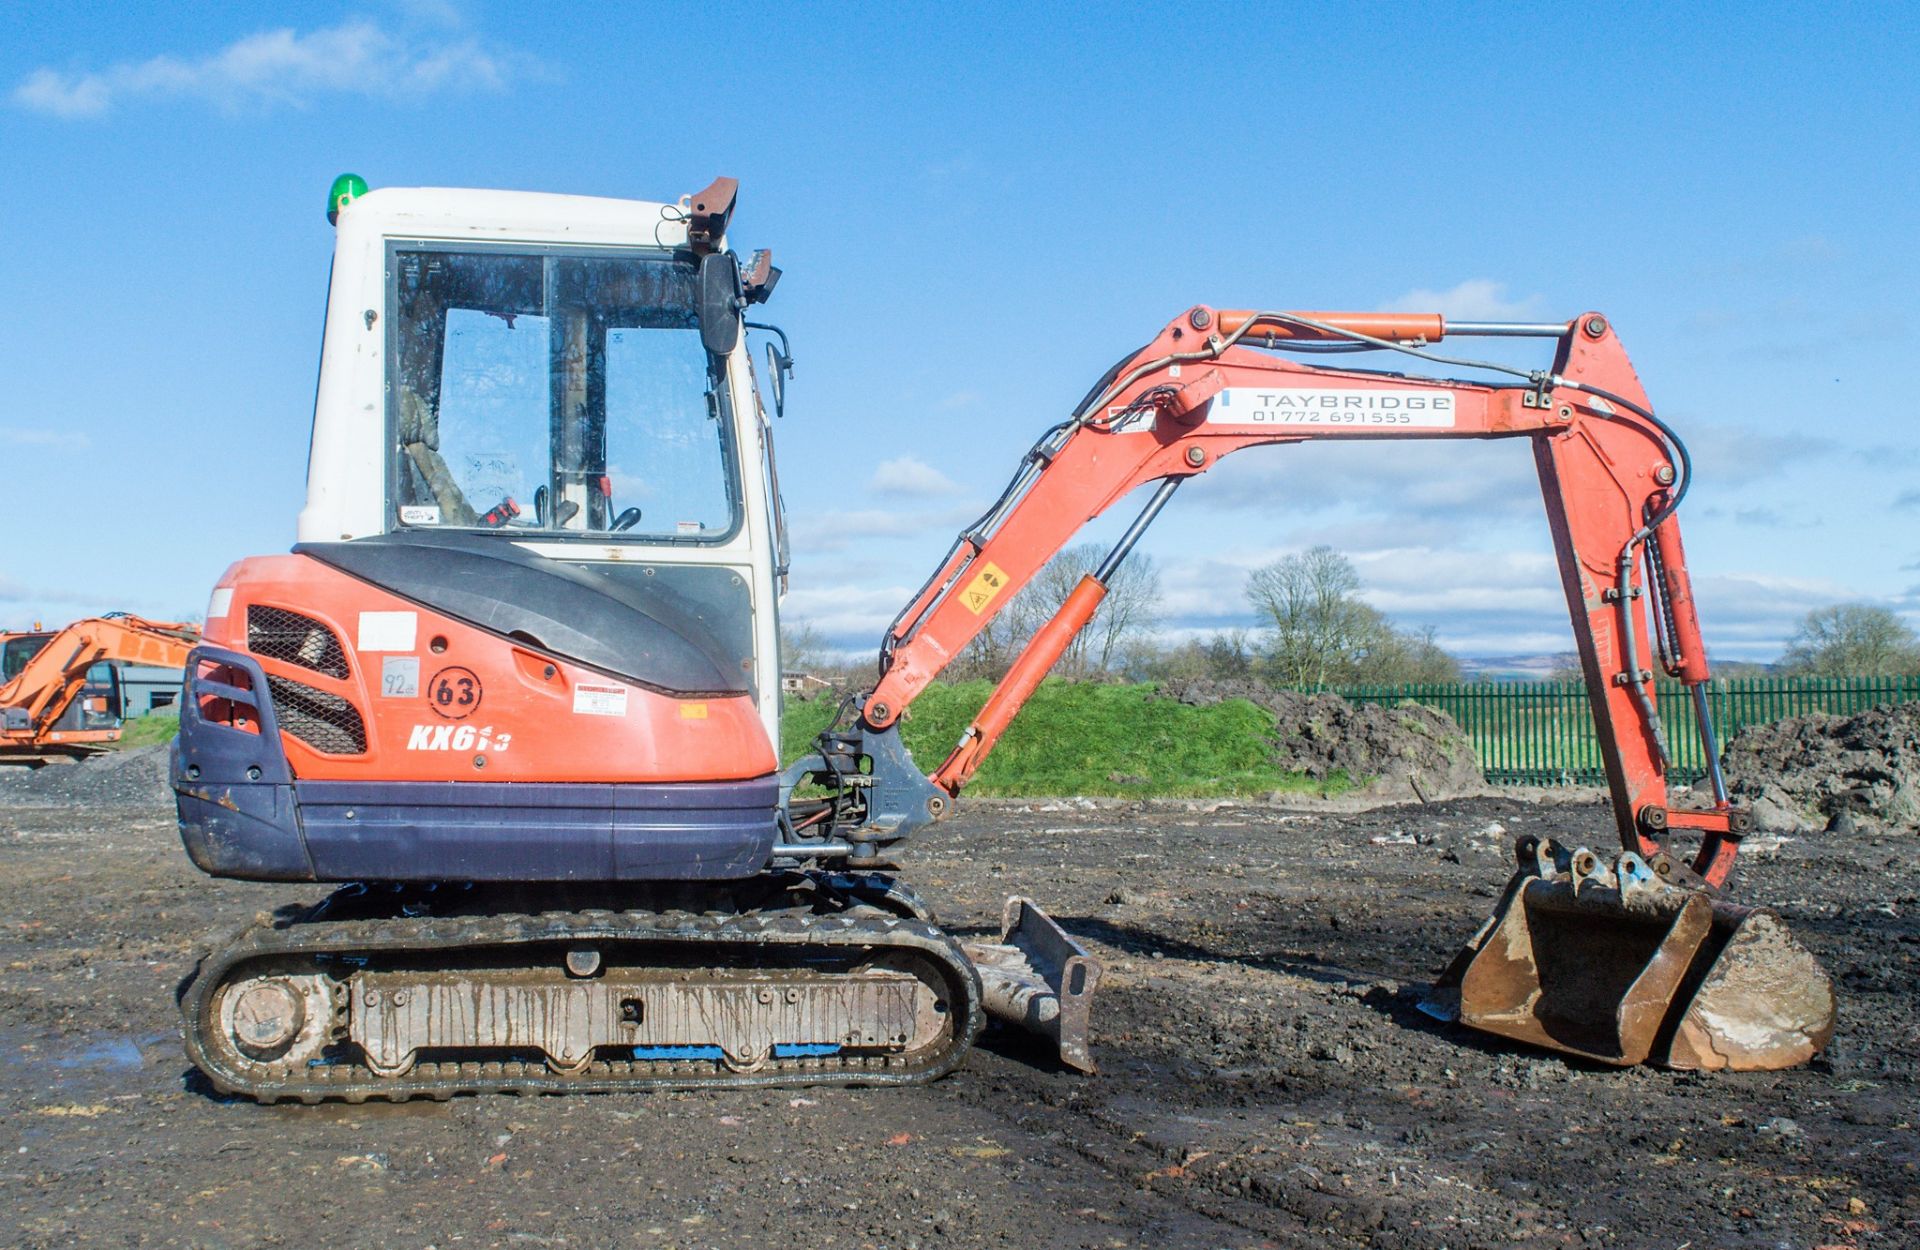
432 309 552 522
605 326 733 538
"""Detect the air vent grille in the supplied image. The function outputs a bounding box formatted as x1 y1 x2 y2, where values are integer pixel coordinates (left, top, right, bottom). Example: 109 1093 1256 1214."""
266 675 367 755
247 605 349 679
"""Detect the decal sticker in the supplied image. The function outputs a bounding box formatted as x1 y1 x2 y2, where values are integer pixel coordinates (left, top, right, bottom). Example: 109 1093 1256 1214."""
406 724 511 752
207 587 234 619
574 683 629 717
1209 387 1457 428
680 703 709 719
428 666 483 719
959 562 1009 616
357 610 418 652
380 656 420 698
399 504 441 525
676 521 702 534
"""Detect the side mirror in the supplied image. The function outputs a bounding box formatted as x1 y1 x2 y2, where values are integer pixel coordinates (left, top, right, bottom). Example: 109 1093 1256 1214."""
748 322 794 418
764 342 787 417
697 251 742 356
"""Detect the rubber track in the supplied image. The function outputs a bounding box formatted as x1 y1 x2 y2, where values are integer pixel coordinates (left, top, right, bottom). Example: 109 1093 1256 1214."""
181 908 985 1103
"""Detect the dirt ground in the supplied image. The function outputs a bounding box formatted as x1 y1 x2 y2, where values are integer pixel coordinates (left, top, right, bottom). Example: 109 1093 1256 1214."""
2 756 1916 1249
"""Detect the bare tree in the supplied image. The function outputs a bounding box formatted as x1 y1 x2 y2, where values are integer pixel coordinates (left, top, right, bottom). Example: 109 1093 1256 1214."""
779 619 826 674
1245 545 1367 687
1781 604 1920 676
1245 545 1459 686
950 544 1162 681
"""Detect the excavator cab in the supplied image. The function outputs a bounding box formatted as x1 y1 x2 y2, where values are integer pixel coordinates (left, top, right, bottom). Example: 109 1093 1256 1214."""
1 632 53 684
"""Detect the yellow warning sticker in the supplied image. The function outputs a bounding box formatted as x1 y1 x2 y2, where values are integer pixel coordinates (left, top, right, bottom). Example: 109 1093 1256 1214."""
680 703 709 719
960 562 1010 616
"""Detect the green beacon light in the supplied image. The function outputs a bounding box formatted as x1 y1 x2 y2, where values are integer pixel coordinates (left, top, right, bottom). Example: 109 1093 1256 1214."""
327 173 369 225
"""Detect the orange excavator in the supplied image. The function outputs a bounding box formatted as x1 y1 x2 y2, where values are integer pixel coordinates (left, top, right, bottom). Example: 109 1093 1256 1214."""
169 178 1832 1101
1 614 200 764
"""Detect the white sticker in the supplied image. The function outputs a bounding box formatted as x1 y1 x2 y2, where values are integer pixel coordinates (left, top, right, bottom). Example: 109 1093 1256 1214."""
573 683 629 717
676 521 702 535
1209 387 1457 428
399 504 441 525
380 655 420 698
207 587 234 619
357 610 418 652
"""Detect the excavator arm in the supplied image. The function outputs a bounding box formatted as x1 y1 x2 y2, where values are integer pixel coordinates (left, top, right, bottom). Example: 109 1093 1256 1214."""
785 304 1835 1074
788 306 1744 885
0 614 201 759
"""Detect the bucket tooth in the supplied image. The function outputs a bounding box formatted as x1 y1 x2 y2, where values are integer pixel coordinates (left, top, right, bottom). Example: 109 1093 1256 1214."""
1658 904 1836 1071
1436 839 1833 1071
961 897 1102 1073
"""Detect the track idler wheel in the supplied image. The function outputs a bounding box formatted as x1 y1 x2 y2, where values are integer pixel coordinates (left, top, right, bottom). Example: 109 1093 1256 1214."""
1427 837 1834 1071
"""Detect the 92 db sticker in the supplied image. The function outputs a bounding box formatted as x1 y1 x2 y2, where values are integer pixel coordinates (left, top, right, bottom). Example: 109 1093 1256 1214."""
1209 387 1456 427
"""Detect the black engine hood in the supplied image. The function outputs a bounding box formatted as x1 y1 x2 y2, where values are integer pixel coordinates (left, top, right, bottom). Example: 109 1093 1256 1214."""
295 531 752 698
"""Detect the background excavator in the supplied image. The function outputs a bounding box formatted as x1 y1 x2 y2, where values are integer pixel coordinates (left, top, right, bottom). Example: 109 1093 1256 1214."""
169 176 1833 1101
1 614 199 765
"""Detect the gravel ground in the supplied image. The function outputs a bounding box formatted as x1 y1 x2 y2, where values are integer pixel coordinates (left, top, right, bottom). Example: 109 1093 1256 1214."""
1 756 1915 1249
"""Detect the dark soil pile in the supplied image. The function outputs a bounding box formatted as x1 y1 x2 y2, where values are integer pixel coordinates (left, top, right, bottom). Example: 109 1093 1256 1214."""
1724 700 1920 833
0 744 174 810
1156 678 1484 800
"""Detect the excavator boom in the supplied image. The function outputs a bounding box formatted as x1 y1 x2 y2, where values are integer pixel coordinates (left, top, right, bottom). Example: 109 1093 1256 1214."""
783 305 1832 1071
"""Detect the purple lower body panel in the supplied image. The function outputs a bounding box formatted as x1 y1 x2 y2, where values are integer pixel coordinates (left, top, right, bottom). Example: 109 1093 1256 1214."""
171 645 776 884
292 778 777 882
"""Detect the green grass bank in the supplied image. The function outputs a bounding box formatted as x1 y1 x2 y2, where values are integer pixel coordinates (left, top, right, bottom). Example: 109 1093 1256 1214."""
112 710 181 749
781 679 1349 799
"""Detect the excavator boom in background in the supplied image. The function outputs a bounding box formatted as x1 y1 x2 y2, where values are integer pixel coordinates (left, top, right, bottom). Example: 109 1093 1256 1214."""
1 614 200 765
170 178 1831 1102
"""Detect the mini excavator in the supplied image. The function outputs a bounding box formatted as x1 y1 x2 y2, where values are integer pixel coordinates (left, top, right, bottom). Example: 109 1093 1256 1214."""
171 177 1833 1101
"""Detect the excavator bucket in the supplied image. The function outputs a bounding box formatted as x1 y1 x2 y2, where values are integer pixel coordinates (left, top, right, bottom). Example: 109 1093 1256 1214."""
1428 838 1834 1070
961 897 1103 1072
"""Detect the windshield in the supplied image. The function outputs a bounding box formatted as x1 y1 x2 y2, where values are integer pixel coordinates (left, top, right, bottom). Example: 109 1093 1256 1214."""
388 246 741 541
2 634 51 683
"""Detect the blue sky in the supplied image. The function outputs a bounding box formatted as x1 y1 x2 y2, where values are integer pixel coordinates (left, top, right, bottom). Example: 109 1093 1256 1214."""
2 2 1916 665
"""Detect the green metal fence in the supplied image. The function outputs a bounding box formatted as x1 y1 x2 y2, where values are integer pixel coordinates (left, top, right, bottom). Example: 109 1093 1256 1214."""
1333 676 1920 786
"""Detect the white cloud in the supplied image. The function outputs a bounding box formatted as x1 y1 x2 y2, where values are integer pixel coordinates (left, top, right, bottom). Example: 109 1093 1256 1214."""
1184 439 1542 525
1681 422 1832 486
0 425 90 451
783 582 920 648
790 503 978 553
869 455 961 499
12 19 513 118
1383 279 1543 322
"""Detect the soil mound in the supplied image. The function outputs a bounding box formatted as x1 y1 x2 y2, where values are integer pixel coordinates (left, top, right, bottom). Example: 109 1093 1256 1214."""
1724 700 1920 833
1155 678 1485 801
0 744 174 810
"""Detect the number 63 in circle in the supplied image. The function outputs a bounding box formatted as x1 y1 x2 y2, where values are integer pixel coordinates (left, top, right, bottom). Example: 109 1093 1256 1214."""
428 666 483 719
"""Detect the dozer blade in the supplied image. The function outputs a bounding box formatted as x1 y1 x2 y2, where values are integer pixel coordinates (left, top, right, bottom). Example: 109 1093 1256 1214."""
961 897 1102 1073
1430 838 1835 1071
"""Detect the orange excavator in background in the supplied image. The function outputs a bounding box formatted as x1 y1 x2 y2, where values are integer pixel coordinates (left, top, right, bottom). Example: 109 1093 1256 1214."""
1 614 200 764
169 177 1833 1101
